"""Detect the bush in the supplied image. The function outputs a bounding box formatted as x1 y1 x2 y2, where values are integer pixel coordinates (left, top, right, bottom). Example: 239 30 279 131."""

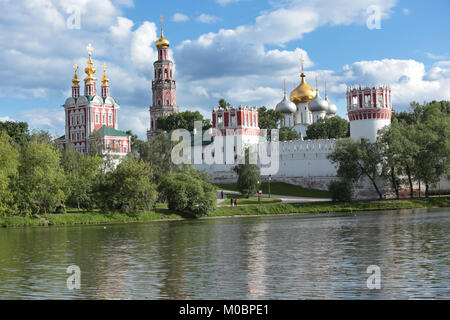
328 179 352 202
158 167 217 216
97 157 157 213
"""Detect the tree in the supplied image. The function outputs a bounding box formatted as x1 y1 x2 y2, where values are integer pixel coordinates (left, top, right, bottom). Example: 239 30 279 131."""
157 111 212 132
306 116 350 140
258 106 284 131
158 166 217 216
98 156 157 213
279 127 300 141
233 148 260 197
410 116 450 197
139 131 179 184
0 121 30 146
88 130 104 157
218 99 231 109
61 144 102 211
328 179 352 202
377 119 406 199
327 138 384 200
0 132 19 216
125 130 144 155
16 137 66 215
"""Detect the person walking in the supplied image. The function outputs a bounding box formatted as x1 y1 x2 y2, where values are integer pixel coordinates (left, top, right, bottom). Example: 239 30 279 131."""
230 198 233 207
234 198 238 207
221 190 224 199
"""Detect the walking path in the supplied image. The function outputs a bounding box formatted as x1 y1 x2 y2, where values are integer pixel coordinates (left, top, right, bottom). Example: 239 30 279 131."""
216 190 331 206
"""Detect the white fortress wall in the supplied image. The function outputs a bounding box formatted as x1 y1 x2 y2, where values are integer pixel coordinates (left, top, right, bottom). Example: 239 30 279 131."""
193 138 340 190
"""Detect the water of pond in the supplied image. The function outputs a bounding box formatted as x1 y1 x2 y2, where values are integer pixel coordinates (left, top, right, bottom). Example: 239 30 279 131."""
0 208 449 299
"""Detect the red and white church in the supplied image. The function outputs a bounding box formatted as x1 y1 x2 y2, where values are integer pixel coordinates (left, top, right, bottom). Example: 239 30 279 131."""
58 44 131 155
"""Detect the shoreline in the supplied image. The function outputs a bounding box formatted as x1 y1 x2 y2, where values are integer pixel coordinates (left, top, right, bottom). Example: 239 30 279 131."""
1 198 449 228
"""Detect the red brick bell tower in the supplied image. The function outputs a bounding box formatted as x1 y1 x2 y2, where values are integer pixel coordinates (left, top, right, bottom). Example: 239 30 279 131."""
147 15 178 140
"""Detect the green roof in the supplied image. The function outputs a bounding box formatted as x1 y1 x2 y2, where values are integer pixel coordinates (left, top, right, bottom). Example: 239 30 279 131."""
96 126 130 137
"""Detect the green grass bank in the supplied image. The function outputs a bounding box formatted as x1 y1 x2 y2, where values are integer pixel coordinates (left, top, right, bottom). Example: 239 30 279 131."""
1 198 449 228
215 182 331 198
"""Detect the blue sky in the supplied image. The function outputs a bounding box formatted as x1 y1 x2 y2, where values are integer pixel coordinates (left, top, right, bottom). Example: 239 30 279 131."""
0 0 449 138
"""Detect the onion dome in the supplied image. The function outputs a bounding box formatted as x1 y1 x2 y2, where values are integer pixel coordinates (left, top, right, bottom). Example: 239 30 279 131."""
324 80 337 115
101 63 109 87
309 77 329 113
156 15 170 49
276 81 296 114
326 100 337 115
290 56 316 104
72 64 80 88
84 43 96 85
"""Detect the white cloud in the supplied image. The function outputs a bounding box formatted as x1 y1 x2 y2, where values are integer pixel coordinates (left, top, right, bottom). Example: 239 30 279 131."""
331 59 450 107
425 52 449 60
402 8 411 15
196 14 220 24
111 0 134 7
216 0 242 5
118 106 149 138
0 116 14 122
172 13 189 22
110 17 134 39
2 0 449 140
18 108 65 136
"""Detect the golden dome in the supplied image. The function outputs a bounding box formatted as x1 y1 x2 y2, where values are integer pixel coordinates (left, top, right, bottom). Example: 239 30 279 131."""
290 73 316 104
72 64 80 88
156 35 170 49
84 43 96 85
156 15 170 49
101 63 109 87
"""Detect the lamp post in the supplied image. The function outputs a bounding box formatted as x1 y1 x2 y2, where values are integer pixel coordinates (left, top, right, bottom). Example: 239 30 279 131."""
257 180 261 204
268 174 272 198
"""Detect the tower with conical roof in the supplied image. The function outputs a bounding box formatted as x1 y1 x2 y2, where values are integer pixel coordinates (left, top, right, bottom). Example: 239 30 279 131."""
147 15 179 140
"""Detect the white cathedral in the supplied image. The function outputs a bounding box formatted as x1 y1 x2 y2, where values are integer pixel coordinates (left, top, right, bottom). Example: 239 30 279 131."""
275 63 338 139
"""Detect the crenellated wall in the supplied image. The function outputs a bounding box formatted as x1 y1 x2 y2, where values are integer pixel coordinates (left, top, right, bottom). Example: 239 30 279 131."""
194 138 340 190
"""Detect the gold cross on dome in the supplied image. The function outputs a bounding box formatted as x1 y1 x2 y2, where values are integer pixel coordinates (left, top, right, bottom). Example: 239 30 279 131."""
86 43 94 57
103 63 107 73
73 64 78 73
300 54 304 73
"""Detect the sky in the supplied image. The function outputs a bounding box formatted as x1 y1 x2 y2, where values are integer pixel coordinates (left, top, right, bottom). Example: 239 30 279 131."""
0 0 449 139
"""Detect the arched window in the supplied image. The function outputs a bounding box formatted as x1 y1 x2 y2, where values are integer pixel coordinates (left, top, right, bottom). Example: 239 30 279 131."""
123 140 128 153
95 110 100 124
108 110 113 125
